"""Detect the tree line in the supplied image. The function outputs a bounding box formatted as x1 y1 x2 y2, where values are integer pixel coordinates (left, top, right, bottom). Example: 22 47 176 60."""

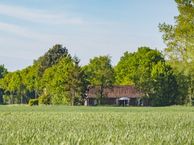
0 0 194 106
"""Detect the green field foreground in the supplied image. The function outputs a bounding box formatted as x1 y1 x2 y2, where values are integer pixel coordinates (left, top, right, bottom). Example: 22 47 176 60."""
0 106 194 145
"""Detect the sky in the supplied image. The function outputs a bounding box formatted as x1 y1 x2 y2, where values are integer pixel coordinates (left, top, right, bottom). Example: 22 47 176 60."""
0 0 178 71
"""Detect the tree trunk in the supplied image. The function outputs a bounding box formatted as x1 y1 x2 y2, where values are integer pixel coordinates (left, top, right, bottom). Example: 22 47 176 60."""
71 88 75 106
99 85 104 105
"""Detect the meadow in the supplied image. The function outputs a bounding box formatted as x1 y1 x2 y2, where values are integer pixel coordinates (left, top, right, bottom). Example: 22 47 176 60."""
0 106 193 145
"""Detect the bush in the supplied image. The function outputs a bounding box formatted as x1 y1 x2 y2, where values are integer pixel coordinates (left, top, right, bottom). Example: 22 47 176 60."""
28 99 39 106
51 93 70 105
38 94 51 105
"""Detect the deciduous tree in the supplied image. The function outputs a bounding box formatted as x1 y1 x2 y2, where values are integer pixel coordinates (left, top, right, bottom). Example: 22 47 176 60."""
84 56 115 104
159 0 194 104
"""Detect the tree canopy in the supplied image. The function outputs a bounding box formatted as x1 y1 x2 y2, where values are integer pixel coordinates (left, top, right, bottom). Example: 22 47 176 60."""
0 45 84 105
84 56 115 104
115 47 179 106
159 0 194 104
0 65 7 79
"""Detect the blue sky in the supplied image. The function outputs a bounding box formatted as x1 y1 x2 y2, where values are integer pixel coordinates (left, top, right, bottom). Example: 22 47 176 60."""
0 0 178 71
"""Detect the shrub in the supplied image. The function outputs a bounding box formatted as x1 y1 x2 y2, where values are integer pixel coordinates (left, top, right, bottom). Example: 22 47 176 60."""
38 94 51 105
28 99 39 106
51 93 70 105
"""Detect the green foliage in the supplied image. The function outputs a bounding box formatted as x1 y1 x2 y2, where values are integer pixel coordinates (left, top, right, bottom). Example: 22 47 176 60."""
28 99 39 106
38 94 51 105
0 41 189 106
41 55 84 105
0 106 194 144
84 56 115 85
2 95 11 104
0 44 85 105
0 65 8 79
84 56 115 104
150 61 179 106
36 44 69 76
0 65 8 104
51 93 70 105
2 71 28 104
159 0 194 104
115 47 163 85
114 52 135 85
115 47 179 106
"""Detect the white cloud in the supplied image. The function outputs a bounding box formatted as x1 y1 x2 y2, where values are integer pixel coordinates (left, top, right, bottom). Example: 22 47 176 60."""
0 22 31 38
0 22 66 41
0 4 85 25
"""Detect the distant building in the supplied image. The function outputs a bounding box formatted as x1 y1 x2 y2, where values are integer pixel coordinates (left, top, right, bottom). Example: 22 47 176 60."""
85 85 143 106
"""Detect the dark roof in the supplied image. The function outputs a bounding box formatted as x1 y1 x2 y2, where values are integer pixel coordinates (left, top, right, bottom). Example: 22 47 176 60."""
87 85 143 99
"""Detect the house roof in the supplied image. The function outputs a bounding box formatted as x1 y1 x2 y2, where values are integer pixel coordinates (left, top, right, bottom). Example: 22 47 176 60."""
87 85 143 99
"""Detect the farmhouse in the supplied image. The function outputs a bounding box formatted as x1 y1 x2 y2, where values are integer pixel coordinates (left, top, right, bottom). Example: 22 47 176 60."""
85 85 143 106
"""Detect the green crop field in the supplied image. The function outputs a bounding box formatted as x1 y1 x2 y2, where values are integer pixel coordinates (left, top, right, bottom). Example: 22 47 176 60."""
0 106 194 145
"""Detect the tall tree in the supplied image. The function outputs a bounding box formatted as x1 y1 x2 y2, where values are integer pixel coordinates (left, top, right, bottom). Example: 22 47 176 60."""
0 65 8 104
34 44 70 98
66 56 84 105
115 47 179 106
115 47 163 90
84 56 115 104
151 61 179 106
0 65 8 79
0 72 22 104
36 44 69 76
42 55 83 105
159 0 194 104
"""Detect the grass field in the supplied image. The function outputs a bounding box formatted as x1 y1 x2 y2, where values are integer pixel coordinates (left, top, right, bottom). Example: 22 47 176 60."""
0 106 194 145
